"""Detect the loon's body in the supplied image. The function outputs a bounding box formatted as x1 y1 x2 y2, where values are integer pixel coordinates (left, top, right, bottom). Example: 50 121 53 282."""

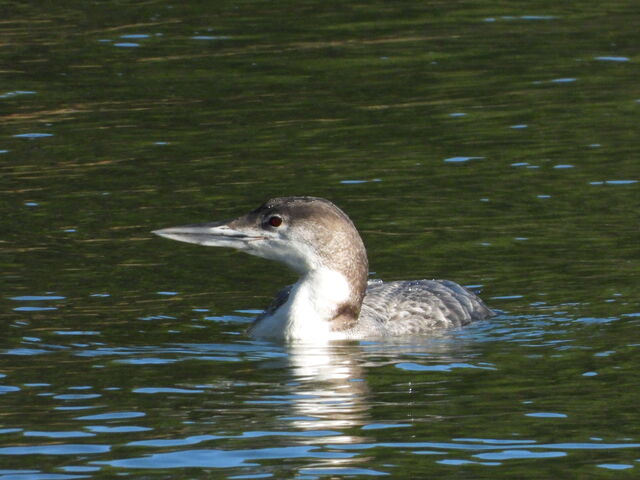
153 196 494 341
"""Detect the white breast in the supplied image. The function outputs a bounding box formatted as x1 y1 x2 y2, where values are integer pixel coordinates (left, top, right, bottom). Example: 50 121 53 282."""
250 267 352 342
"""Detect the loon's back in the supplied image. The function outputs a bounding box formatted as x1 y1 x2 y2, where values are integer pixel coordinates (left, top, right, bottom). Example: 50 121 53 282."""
355 279 494 337
252 278 494 339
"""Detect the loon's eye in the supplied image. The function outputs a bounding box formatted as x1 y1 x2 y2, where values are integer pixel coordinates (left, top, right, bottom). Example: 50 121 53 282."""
268 216 283 227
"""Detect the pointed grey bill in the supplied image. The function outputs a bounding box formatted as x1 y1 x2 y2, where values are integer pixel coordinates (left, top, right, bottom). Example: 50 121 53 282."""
152 221 265 249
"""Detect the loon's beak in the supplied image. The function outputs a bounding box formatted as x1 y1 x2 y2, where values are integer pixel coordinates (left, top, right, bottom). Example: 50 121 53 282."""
152 221 265 250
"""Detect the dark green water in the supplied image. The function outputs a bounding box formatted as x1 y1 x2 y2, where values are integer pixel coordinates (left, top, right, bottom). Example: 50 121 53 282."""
1 1 639 478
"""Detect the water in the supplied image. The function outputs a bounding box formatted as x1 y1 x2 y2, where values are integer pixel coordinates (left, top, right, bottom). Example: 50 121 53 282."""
1 1 639 478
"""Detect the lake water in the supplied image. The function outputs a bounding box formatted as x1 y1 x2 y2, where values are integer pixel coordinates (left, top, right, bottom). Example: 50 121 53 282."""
1 1 639 478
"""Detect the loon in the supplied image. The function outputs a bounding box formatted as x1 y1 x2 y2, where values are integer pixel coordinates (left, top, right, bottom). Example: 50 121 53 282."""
153 196 494 341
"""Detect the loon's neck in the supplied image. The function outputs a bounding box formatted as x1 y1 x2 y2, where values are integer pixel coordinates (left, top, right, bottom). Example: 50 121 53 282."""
250 267 359 341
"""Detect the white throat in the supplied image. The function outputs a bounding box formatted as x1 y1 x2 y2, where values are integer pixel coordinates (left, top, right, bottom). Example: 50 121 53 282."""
250 267 352 341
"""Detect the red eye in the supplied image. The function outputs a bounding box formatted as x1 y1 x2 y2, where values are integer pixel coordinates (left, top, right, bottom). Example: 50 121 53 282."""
268 216 283 227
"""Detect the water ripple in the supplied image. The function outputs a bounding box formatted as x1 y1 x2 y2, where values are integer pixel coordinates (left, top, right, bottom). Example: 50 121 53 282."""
94 446 354 469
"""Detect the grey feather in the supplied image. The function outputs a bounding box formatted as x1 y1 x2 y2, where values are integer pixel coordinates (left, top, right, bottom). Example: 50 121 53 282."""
353 279 494 337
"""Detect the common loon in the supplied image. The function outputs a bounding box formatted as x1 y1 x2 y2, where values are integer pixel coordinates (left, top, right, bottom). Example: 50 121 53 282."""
153 196 494 341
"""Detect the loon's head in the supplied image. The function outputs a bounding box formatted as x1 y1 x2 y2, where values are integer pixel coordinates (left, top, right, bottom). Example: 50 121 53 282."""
153 196 369 296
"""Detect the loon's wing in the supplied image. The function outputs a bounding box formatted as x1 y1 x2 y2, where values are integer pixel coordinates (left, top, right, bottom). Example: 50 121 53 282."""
360 279 494 335
253 284 293 323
